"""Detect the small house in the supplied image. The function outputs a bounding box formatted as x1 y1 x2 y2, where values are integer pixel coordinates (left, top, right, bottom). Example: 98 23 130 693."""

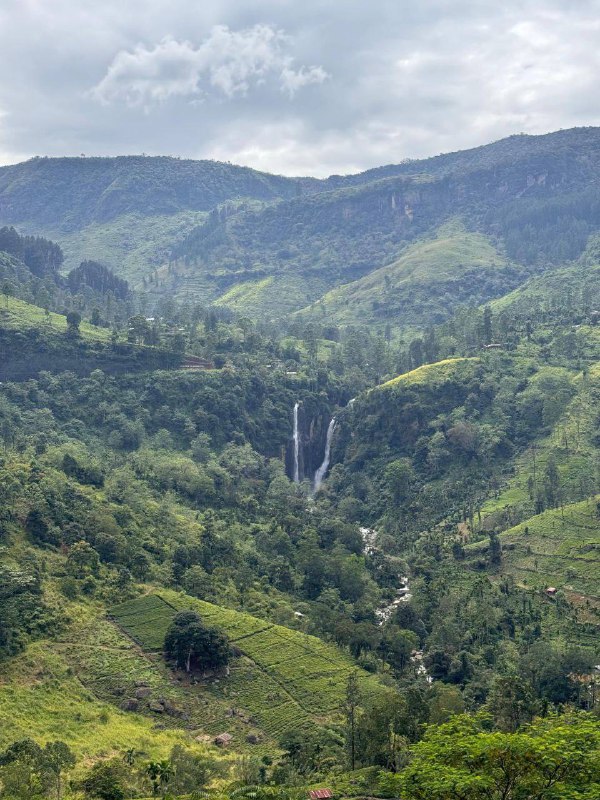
309 790 333 800
545 587 557 596
214 733 233 747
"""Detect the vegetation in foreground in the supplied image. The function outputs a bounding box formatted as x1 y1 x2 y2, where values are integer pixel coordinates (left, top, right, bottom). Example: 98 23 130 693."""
1 138 600 797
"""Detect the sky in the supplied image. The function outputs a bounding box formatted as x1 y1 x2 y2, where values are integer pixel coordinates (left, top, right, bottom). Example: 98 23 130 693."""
1 0 599 177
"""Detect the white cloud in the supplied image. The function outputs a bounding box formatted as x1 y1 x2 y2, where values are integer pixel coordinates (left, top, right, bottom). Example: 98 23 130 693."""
91 24 327 107
280 65 328 97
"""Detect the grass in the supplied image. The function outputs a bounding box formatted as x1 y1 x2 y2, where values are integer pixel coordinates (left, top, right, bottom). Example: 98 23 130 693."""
0 295 110 340
299 225 509 328
376 357 478 390
0 640 206 761
215 277 275 313
110 591 389 741
468 497 600 598
212 273 330 319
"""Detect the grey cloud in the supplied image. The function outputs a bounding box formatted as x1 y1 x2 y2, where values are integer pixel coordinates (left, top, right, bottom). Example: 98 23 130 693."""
0 1 599 175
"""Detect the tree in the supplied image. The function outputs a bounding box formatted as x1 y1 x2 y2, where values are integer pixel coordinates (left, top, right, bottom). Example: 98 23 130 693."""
344 671 361 770
81 759 127 800
127 314 150 344
66 311 81 337
0 566 40 659
168 746 221 795
2 280 13 308
379 627 419 673
482 305 493 345
0 738 46 800
164 610 230 673
145 760 173 797
486 675 538 732
487 531 501 567
384 713 600 800
43 741 76 800
66 541 100 577
384 459 414 506
25 507 60 546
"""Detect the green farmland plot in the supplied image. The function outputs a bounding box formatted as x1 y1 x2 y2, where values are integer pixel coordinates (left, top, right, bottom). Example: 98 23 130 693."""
109 591 389 742
468 497 600 598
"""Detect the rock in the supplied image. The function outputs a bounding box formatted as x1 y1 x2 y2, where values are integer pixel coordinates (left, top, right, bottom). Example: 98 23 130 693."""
148 700 165 713
120 698 139 712
163 700 183 717
246 733 261 744
135 687 152 699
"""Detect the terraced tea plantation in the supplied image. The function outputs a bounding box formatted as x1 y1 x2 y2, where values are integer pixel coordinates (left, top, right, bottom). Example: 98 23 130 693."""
110 591 387 744
469 497 600 598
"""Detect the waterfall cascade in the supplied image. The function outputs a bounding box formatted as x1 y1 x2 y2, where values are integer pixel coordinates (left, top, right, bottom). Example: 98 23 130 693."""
313 417 336 493
293 402 300 483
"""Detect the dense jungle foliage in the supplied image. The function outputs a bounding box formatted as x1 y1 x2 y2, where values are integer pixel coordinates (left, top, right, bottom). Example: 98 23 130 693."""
1 130 600 799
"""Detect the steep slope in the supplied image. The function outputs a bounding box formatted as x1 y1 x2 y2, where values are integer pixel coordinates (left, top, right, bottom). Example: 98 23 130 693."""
297 226 526 329
0 156 311 282
467 498 600 599
109 592 386 743
169 127 600 316
2 128 600 316
478 361 600 528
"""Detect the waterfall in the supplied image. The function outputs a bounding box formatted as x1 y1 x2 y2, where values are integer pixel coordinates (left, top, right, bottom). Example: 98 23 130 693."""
313 417 336 493
293 402 300 483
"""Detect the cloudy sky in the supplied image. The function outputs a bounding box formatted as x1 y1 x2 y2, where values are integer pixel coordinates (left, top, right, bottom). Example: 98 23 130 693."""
1 0 599 176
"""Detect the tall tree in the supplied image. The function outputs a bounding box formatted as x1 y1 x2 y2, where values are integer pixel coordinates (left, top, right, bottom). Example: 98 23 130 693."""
344 671 361 770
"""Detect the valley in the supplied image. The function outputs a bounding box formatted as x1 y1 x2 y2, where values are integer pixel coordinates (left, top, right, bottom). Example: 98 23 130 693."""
0 127 599 799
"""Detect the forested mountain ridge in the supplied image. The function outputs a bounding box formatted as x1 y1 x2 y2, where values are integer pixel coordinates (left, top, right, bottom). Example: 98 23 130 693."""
168 127 600 317
0 155 313 229
2 127 600 321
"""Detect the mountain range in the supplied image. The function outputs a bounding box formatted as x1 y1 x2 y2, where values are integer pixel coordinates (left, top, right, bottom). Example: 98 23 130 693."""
2 126 600 327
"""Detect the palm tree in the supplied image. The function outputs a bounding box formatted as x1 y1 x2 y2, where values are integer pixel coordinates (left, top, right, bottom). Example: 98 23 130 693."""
157 759 174 795
146 759 174 797
146 761 161 796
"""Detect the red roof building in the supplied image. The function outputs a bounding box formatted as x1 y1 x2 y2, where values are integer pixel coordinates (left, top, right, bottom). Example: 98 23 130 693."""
309 790 333 800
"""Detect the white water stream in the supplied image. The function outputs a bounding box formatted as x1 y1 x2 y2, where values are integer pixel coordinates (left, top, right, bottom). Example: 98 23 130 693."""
313 418 336 492
293 402 300 483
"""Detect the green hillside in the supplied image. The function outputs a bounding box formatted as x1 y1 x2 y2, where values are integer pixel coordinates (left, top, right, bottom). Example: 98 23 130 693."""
376 357 478 389
468 498 600 598
299 227 519 329
2 129 600 799
0 156 306 230
0 295 110 340
53 211 209 283
4 128 600 318
110 592 387 742
479 360 600 532
0 295 185 379
0 155 309 288
165 128 600 315
0 637 208 762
